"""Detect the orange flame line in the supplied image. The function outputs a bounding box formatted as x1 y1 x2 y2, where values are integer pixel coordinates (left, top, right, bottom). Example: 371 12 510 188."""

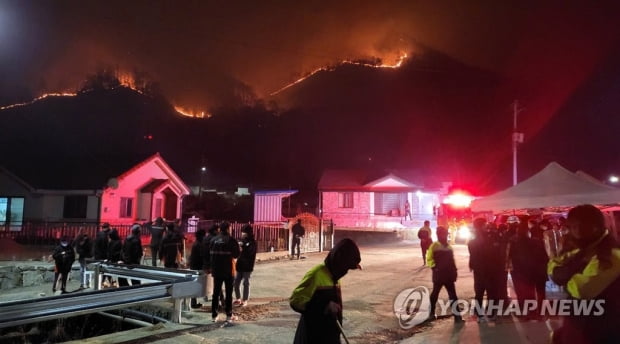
174 106 211 118
270 52 408 96
0 93 78 111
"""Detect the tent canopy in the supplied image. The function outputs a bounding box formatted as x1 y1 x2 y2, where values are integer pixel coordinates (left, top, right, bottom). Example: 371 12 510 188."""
471 162 620 213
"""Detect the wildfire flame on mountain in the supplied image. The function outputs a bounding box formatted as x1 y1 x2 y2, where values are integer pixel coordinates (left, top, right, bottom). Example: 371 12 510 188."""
174 106 211 118
269 52 408 96
0 93 78 111
0 71 210 118
1 52 408 115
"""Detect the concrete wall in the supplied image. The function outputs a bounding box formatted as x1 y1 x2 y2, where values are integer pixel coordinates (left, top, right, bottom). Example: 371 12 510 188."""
0 263 77 290
322 191 371 227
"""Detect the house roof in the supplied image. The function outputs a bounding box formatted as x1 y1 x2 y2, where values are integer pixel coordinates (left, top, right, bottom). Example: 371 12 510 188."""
318 169 448 191
140 179 168 192
0 152 183 192
254 190 298 197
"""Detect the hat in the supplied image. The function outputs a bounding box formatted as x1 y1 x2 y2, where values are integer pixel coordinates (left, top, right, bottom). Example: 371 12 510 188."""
131 224 141 233
102 222 111 229
507 215 520 224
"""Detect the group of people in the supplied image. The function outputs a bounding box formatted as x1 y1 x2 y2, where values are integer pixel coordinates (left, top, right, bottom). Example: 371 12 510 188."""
52 222 143 293
420 216 552 323
186 221 257 326
52 218 259 322
147 217 185 268
420 204 620 344
468 217 549 321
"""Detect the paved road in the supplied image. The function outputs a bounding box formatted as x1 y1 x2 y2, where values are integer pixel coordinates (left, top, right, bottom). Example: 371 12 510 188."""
2 241 558 343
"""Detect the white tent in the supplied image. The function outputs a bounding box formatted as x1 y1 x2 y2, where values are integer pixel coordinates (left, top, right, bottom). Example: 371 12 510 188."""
471 162 620 213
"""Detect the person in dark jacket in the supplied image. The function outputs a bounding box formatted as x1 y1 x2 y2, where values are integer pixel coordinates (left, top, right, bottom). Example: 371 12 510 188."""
290 238 361 344
426 226 463 322
234 224 257 306
149 217 166 266
468 218 498 321
202 224 219 303
159 223 184 268
291 219 305 259
189 228 206 308
105 229 122 287
93 223 111 260
508 221 549 318
548 204 620 344
207 222 240 324
52 236 75 294
107 229 123 263
74 228 93 289
120 224 143 287
418 220 433 265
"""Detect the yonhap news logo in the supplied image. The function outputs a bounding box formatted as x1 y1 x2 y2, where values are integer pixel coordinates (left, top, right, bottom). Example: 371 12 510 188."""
393 286 431 329
393 285 606 329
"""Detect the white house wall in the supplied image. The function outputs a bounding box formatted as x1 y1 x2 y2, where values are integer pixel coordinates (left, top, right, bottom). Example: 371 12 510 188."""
254 194 284 222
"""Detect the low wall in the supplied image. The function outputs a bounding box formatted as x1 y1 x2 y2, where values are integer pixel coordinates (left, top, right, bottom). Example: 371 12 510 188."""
0 263 78 290
334 229 404 245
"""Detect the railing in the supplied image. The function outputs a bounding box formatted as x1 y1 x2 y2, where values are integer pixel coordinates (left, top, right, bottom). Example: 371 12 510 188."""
0 220 290 253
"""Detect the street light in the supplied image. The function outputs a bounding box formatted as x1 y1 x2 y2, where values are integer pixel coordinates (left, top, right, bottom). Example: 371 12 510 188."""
609 175 619 184
199 166 207 198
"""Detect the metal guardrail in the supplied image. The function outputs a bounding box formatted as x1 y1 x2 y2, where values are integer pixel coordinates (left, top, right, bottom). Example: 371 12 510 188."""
0 263 204 329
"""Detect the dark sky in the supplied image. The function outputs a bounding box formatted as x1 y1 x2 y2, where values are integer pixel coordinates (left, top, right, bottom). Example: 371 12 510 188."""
2 1 620 192
2 1 618 110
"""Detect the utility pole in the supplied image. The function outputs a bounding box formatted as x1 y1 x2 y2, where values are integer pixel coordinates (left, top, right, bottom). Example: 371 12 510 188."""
512 100 524 185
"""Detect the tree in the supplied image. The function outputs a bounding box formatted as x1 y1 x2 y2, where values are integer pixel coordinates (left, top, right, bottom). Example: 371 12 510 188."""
79 70 121 93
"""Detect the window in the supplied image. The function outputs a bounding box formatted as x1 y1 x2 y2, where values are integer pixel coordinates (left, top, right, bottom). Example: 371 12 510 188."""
338 192 354 208
63 195 87 218
0 197 24 230
120 197 134 218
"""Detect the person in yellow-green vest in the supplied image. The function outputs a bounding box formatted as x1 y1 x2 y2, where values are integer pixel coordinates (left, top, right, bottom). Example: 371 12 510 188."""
290 238 362 344
426 226 463 322
548 204 620 344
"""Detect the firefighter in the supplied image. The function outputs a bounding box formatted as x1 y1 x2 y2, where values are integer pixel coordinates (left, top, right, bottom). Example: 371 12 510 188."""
426 226 463 322
548 204 620 344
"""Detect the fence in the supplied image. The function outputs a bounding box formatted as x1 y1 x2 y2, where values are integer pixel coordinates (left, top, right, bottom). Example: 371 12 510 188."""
195 220 289 253
0 220 289 253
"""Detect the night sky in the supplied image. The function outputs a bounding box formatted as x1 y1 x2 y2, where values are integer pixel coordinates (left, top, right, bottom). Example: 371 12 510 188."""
2 1 620 193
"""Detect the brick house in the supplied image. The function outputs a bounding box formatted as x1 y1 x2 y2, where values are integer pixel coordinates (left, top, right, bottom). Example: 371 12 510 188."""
318 169 451 231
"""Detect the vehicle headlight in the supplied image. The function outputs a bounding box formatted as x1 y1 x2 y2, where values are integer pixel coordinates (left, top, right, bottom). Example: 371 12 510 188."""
458 225 471 240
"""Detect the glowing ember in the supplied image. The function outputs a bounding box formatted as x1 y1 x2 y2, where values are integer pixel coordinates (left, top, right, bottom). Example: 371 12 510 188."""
270 52 408 96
